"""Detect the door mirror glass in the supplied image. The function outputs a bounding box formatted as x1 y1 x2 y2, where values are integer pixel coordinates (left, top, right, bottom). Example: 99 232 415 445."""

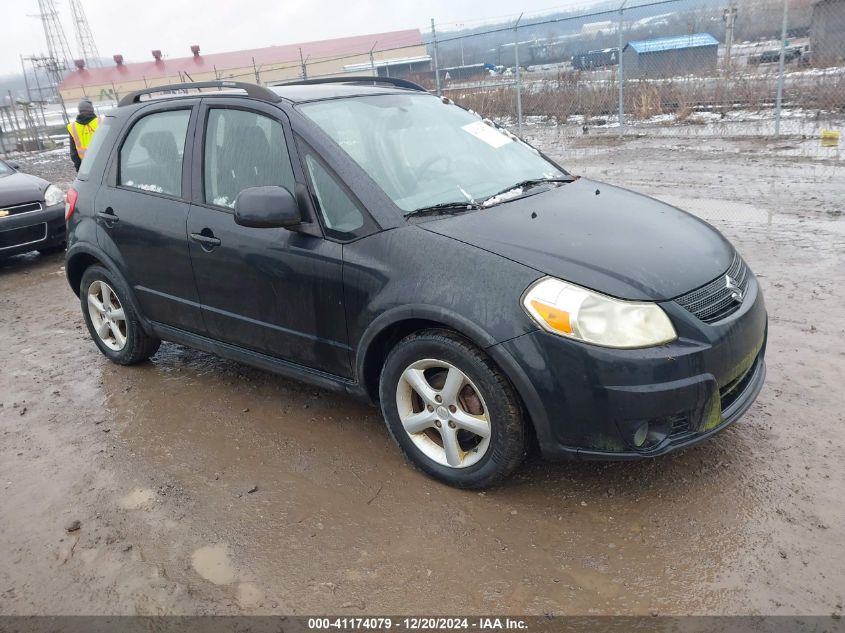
234 186 301 229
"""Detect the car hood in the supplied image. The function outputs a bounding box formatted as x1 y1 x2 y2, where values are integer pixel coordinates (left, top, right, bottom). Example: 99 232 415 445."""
420 178 734 301
0 171 48 207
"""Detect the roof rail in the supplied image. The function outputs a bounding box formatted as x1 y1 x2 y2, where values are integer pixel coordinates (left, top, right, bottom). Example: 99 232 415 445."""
118 80 282 107
273 76 428 93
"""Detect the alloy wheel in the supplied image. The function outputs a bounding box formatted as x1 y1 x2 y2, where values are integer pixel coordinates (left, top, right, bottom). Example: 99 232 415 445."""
395 359 491 468
87 280 128 351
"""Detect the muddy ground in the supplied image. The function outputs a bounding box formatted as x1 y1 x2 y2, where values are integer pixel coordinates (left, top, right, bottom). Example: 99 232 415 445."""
0 134 843 616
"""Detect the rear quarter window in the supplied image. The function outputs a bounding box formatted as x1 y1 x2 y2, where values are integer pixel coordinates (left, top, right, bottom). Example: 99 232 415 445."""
77 117 112 181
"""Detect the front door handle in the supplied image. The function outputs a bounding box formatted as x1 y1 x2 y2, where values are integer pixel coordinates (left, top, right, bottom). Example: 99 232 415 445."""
189 231 221 247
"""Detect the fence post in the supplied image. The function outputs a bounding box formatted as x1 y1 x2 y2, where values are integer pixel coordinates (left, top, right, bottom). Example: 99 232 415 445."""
774 0 790 136
514 12 523 135
431 19 441 96
618 1 626 137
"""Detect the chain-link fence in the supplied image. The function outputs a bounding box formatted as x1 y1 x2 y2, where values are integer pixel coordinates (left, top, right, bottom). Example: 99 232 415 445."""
429 0 844 138
1 0 841 223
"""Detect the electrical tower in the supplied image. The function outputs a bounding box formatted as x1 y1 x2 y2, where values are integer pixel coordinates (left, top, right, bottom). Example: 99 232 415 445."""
35 0 74 84
69 0 101 67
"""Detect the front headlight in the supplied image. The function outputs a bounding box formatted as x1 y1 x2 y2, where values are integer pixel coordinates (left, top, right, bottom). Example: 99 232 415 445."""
44 184 65 207
522 277 677 349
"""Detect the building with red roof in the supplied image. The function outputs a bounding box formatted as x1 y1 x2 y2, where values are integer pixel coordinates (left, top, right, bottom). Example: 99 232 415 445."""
59 29 429 102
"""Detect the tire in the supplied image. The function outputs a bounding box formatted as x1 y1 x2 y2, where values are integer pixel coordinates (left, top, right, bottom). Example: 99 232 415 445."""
379 329 526 489
79 265 160 365
37 241 66 255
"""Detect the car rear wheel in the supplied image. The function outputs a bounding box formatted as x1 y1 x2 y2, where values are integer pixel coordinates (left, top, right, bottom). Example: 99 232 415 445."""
80 265 160 365
379 329 526 488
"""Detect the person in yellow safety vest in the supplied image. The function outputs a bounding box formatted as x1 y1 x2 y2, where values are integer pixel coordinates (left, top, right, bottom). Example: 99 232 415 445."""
67 98 99 172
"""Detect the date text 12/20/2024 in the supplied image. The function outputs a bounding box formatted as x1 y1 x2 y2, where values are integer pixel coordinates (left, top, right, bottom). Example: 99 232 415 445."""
307 617 528 630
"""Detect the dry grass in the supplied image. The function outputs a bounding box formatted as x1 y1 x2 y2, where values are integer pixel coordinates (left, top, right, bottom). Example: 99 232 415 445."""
441 68 845 125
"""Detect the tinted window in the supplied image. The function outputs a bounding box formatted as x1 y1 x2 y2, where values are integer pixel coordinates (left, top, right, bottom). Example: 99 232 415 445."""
78 117 112 180
204 109 295 209
119 110 190 196
305 154 364 235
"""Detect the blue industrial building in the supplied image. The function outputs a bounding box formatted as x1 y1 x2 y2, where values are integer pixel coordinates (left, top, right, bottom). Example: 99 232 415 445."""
622 33 719 78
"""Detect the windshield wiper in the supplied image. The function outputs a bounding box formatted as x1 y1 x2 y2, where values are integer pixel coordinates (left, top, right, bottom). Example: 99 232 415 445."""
482 177 574 207
405 201 480 219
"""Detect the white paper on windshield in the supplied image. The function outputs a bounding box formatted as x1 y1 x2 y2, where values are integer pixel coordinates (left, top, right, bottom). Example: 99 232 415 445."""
461 121 513 149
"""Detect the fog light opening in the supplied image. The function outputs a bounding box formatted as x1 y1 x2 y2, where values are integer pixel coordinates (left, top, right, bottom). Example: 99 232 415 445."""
633 422 649 448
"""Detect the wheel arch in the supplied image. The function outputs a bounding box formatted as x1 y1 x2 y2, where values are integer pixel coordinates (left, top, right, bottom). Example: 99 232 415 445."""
65 244 154 336
356 305 504 402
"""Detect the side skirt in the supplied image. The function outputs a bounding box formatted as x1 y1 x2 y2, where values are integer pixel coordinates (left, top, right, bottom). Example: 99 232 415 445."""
150 322 368 399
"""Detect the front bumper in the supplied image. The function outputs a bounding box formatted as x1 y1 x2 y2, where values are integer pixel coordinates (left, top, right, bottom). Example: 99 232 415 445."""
0 203 65 257
491 273 768 460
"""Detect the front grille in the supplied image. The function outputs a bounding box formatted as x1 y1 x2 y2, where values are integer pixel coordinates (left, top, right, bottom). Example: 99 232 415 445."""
674 253 749 324
0 223 47 249
1 201 42 216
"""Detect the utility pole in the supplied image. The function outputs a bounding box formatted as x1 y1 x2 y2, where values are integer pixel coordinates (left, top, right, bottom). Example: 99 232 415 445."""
299 48 308 80
774 0 789 136
723 2 738 70
618 0 627 136
431 18 441 96
514 12 523 135
369 42 378 78
252 57 261 85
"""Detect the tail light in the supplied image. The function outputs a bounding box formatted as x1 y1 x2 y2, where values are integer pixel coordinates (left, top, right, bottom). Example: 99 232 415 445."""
65 187 78 222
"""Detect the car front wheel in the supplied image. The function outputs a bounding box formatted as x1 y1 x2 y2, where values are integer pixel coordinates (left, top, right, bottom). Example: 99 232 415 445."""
80 265 161 365
379 329 526 488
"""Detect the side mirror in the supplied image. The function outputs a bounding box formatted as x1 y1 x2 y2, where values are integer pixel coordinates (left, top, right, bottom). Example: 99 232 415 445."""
234 186 301 229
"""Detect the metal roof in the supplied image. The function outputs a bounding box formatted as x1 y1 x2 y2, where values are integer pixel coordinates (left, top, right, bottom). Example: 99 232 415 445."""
59 29 423 90
626 33 719 54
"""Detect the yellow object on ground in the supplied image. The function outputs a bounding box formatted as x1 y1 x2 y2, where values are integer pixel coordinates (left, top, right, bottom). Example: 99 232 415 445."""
821 130 840 147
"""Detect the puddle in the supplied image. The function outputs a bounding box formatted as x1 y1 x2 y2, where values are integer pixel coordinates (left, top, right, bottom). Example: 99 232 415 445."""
236 581 265 608
191 543 237 585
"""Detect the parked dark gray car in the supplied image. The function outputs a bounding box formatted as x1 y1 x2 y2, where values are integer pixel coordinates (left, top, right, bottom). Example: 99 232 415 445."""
0 159 66 258
64 79 767 488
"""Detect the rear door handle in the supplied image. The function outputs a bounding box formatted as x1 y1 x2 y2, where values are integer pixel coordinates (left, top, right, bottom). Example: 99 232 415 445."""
189 232 221 247
97 208 119 224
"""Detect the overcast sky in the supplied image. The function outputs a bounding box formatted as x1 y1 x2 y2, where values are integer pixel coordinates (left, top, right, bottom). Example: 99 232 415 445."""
1 0 598 75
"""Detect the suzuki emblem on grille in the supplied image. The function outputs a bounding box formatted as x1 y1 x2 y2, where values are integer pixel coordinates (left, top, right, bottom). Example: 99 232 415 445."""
725 274 744 303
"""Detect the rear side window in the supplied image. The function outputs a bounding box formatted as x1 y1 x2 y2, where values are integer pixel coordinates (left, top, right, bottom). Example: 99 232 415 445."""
119 110 190 197
204 109 295 209
77 117 112 180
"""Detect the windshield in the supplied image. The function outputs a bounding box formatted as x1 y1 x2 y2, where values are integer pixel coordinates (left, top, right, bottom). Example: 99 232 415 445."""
0 161 13 178
300 94 565 213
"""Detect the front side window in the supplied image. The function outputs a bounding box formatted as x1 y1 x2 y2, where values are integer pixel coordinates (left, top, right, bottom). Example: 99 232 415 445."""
300 94 565 213
204 109 295 209
119 110 190 196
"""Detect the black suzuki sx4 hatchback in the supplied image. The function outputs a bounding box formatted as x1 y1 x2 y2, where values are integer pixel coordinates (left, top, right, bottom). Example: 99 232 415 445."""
65 79 766 488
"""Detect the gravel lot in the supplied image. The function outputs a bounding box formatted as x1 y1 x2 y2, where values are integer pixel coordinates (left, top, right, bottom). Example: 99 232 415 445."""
0 133 843 616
